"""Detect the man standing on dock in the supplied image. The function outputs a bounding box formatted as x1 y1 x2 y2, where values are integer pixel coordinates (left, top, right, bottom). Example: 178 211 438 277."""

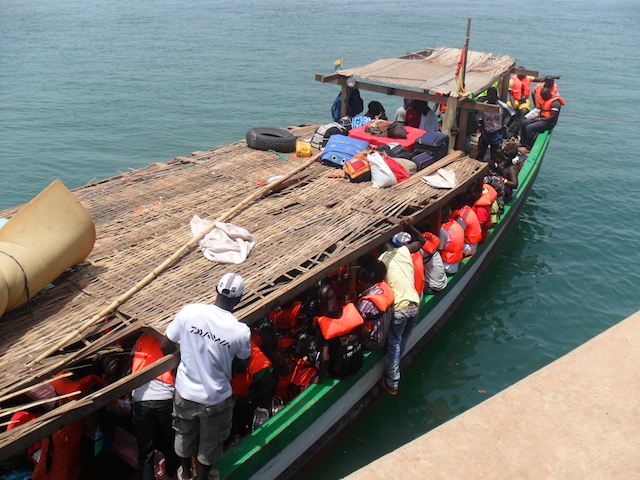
161 273 251 480
378 218 425 395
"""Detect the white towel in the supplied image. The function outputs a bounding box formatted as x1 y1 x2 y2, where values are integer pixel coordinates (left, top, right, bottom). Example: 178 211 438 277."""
190 216 257 264
422 168 457 189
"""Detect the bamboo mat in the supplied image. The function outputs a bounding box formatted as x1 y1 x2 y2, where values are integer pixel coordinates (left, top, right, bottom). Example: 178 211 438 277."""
0 123 486 407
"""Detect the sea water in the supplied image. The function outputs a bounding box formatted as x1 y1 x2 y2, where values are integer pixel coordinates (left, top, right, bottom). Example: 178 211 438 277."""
1 0 639 478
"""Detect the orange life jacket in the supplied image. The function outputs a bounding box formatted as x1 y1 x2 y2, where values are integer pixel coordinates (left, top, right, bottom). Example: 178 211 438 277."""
421 231 440 255
474 184 498 207
358 281 394 313
315 303 364 340
539 96 565 118
132 334 175 386
275 358 317 400
268 301 303 330
51 372 107 402
451 205 482 244
439 220 465 265
230 340 272 398
510 75 531 101
534 83 559 107
411 251 425 295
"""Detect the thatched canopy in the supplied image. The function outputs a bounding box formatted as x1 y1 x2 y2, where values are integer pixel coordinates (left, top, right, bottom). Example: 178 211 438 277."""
321 47 516 98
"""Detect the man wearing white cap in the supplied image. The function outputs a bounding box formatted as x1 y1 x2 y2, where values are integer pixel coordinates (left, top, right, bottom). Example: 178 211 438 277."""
161 273 251 480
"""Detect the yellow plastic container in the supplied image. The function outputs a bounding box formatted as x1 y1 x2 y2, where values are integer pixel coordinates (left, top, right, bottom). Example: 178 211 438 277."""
296 141 312 157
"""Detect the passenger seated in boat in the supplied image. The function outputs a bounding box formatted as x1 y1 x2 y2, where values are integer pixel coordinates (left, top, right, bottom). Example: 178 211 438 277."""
471 182 499 244
497 141 527 198
420 231 448 295
314 285 366 381
230 338 277 436
405 100 438 132
378 218 426 394
364 100 387 120
450 193 482 256
438 216 465 275
355 262 394 350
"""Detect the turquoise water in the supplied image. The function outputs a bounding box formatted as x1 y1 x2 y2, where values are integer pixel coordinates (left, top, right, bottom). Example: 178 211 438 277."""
1 0 639 478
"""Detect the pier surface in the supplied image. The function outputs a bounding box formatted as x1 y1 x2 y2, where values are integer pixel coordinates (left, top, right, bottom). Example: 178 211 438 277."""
346 310 640 479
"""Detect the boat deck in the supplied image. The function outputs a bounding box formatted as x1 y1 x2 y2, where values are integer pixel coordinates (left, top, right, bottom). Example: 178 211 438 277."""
0 123 487 447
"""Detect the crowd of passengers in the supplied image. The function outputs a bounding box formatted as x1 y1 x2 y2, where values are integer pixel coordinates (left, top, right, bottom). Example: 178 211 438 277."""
3 75 563 480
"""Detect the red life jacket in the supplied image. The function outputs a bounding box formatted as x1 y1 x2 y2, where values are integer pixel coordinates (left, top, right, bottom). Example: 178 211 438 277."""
132 334 174 386
275 358 318 400
230 339 272 398
510 75 531 101
439 220 465 264
539 96 565 118
51 372 107 402
534 83 559 107
411 251 425 295
358 281 394 312
315 303 364 340
451 205 482 244
268 301 303 330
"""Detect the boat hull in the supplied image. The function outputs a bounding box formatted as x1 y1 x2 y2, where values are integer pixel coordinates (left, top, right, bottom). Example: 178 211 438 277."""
216 132 550 480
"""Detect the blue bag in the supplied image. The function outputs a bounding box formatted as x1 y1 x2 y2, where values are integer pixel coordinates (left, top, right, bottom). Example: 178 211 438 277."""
321 134 370 167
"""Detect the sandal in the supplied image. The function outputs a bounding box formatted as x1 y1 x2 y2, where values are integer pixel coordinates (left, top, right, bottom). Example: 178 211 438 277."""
379 377 398 395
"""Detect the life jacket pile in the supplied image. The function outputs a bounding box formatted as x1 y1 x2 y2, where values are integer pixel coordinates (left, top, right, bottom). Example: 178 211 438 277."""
473 184 499 241
268 301 303 330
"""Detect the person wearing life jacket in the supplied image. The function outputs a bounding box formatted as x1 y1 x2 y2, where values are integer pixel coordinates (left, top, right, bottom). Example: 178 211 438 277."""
522 87 565 150
509 74 533 114
314 285 366 381
131 333 179 480
355 261 394 350
438 218 465 274
533 75 561 108
472 182 499 243
230 338 276 436
268 300 303 330
421 231 448 296
377 218 426 394
450 194 482 256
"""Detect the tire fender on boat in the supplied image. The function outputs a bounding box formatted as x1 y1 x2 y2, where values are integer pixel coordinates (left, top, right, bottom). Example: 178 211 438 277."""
246 127 297 153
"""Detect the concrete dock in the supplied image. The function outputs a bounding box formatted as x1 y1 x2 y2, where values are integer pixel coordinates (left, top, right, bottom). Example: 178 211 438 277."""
345 310 640 479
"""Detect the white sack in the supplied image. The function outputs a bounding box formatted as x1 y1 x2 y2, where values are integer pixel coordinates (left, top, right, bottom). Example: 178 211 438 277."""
190 215 257 264
368 151 397 188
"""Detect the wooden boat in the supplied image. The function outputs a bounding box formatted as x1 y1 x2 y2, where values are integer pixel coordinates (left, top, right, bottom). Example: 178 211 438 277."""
0 47 552 479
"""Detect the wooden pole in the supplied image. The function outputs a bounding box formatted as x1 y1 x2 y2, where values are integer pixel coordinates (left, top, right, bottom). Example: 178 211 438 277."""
0 372 72 405
462 18 471 87
29 153 322 365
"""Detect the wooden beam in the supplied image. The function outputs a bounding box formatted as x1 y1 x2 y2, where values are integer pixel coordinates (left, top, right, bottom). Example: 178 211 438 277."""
456 108 470 151
514 67 539 77
441 95 460 152
0 353 179 460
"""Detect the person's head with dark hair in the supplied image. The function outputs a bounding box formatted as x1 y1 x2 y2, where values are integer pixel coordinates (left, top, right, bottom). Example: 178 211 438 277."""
487 86 498 104
544 75 555 88
365 101 386 119
501 140 519 160
467 181 483 205
318 285 341 318
540 87 553 101
371 260 387 284
451 193 466 210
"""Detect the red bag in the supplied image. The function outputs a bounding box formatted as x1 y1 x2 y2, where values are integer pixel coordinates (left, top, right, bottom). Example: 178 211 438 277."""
382 153 410 183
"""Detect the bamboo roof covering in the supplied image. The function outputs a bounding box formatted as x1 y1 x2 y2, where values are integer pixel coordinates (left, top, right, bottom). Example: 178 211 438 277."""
335 47 515 96
0 123 487 455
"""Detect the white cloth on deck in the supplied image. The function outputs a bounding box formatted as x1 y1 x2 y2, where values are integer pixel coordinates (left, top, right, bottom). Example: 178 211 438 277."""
190 216 257 264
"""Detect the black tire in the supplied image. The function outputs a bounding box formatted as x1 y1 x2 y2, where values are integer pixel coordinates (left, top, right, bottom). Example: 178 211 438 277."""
246 127 297 153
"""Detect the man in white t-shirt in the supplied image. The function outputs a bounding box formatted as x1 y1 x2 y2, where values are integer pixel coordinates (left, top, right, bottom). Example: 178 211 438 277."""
161 273 251 480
